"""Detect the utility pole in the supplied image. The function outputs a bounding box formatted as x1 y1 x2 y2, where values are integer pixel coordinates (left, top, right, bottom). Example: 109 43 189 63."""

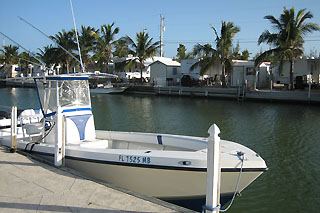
160 14 165 57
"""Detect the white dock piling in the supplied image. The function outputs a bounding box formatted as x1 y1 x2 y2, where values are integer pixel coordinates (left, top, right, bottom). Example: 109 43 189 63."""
204 124 221 213
54 107 64 167
10 106 17 152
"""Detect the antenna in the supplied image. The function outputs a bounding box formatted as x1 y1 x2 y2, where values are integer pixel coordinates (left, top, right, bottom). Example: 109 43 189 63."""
0 31 46 67
18 16 83 67
69 0 85 72
160 14 165 57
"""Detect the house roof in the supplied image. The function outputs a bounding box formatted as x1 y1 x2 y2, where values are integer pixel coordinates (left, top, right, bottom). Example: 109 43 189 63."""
232 60 254 67
232 59 271 67
149 57 180 67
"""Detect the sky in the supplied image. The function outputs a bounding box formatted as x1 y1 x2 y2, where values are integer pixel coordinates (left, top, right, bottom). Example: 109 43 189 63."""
1 0 320 59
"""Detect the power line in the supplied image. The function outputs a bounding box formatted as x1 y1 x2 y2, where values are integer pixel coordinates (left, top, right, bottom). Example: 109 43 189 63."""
164 39 320 44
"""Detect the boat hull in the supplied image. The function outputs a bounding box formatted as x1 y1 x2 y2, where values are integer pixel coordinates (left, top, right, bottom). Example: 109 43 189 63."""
25 150 263 210
64 155 264 199
90 87 127 94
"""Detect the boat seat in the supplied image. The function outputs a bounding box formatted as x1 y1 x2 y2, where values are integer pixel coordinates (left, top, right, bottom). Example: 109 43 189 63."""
19 109 43 142
22 122 43 142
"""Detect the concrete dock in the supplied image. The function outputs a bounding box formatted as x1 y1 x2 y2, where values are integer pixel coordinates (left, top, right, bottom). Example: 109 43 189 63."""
0 146 191 212
125 85 320 104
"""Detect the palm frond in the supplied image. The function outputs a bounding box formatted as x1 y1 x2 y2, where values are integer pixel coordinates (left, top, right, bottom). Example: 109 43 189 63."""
254 48 280 67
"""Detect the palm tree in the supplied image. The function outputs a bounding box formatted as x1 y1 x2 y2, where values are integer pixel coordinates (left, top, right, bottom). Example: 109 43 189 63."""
191 43 217 76
113 39 130 58
193 43 214 57
191 22 240 87
0 45 19 77
51 29 77 74
176 44 193 62
18 51 37 76
0 45 19 65
212 22 240 87
255 7 320 90
92 23 119 73
122 31 160 83
79 25 97 71
37 45 58 66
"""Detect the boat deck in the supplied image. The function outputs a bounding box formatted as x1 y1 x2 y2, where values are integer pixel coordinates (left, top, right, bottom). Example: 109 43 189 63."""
0 146 193 212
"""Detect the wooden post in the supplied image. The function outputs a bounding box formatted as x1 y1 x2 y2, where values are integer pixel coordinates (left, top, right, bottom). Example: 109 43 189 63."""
10 106 17 153
308 76 311 100
204 124 221 213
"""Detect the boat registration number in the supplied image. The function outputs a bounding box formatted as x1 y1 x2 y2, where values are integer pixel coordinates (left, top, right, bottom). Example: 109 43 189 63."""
118 155 151 164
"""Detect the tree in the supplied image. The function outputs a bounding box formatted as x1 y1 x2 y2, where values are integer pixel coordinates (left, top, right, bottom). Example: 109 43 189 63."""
232 41 241 59
0 45 19 77
51 29 77 74
18 52 37 76
240 50 250 60
232 41 250 60
122 31 160 83
113 39 130 58
0 45 19 65
176 44 192 62
37 45 59 66
92 23 119 73
191 43 216 76
255 7 320 89
193 43 214 57
79 25 97 71
213 22 240 87
191 21 240 87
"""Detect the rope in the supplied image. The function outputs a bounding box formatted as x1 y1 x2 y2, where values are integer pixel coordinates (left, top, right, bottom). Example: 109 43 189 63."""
220 152 245 212
202 152 245 213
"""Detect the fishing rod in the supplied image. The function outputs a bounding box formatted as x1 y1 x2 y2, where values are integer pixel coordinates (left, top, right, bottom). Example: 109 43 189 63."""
18 56 43 67
18 16 83 67
0 31 46 67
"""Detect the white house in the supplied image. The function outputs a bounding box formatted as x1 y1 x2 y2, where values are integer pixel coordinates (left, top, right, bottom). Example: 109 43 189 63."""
150 58 181 86
113 56 177 81
231 60 271 89
272 57 320 86
181 59 270 89
180 59 222 80
181 59 200 79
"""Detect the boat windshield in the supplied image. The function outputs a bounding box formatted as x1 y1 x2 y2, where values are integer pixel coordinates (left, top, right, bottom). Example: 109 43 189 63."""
58 80 90 107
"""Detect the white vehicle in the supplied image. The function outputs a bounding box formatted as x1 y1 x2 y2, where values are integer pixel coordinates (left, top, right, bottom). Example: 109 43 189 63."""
0 76 267 209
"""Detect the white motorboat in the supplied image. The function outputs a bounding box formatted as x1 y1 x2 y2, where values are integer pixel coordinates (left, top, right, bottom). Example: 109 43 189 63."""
90 83 127 94
5 76 35 87
0 75 267 210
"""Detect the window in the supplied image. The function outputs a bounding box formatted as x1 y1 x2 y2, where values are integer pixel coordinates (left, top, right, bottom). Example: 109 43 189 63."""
172 67 177 75
246 67 255 75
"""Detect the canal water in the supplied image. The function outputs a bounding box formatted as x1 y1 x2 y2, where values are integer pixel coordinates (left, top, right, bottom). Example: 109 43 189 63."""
1 87 320 213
